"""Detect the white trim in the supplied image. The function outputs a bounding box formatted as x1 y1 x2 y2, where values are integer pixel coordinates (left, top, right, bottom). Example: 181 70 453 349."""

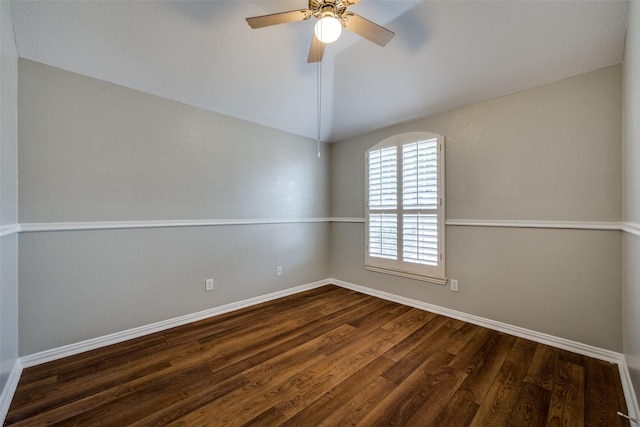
330 217 365 223
619 356 640 422
8 218 632 233
20 279 330 368
364 265 448 286
445 219 622 230
330 278 625 362
2 218 366 235
333 218 626 231
18 218 333 233
10 275 634 365
0 223 19 237
13 278 638 420
329 278 638 419
622 222 640 237
0 359 23 424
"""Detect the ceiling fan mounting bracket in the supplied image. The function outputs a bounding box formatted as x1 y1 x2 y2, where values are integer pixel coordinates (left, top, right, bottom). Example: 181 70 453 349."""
309 0 349 19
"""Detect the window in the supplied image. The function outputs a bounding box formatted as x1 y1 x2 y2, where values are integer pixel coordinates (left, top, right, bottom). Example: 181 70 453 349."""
365 132 446 285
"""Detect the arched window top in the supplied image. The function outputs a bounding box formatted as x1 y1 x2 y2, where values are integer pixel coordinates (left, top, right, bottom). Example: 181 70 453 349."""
370 131 443 151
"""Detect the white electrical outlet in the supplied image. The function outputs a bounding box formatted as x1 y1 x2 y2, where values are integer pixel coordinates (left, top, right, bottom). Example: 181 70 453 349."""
205 278 214 291
450 279 459 292
277 266 283 276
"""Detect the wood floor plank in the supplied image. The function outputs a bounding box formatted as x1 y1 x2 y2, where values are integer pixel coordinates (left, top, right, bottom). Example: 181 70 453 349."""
161 307 371 425
431 389 480 426
279 354 396 426
448 326 501 372
168 355 325 426
318 376 395 426
16 333 169 387
7 341 183 418
404 364 468 426
469 337 537 426
222 294 381 358
545 360 585 427
131 374 252 427
5 285 631 427
509 380 551 426
382 314 448 362
170 294 384 373
381 323 457 385
274 320 418 419
356 350 456 426
163 349 326 426
448 322 482 355
55 365 222 426
525 343 560 391
145 324 354 425
239 406 288 426
451 330 517 405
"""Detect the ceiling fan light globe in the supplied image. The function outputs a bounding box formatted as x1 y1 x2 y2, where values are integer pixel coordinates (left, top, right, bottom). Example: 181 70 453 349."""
314 16 342 43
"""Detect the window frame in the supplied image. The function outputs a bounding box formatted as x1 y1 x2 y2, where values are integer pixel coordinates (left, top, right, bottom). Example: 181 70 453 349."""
365 132 446 285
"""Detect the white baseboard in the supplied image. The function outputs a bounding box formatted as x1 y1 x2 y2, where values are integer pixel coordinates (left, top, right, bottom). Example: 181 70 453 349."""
14 277 639 421
0 359 23 424
330 278 623 362
619 356 640 422
329 278 639 420
20 279 330 368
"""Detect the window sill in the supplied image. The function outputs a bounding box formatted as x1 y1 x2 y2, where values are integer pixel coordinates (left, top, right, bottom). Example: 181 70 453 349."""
365 265 448 286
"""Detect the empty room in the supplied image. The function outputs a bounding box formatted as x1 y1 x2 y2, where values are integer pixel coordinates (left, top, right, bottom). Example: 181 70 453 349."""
1 0 639 425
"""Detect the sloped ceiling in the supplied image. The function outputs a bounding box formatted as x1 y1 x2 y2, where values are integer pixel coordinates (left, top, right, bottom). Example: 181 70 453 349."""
11 0 628 142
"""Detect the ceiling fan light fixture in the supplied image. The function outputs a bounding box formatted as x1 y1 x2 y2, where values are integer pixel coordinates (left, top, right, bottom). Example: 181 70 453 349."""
314 15 342 43
246 0 395 63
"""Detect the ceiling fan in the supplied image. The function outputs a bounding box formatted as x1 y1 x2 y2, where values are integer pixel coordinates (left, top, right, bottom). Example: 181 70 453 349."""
246 0 395 63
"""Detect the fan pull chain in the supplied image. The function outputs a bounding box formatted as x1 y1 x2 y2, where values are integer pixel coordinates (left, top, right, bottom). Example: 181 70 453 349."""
316 59 322 159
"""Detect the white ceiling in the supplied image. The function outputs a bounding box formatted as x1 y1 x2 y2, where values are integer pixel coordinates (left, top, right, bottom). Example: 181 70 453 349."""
11 0 629 142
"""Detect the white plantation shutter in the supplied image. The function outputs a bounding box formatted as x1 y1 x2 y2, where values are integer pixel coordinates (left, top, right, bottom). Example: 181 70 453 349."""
368 147 397 210
402 139 439 268
366 132 445 283
402 140 438 210
367 146 399 269
369 213 397 260
403 213 438 265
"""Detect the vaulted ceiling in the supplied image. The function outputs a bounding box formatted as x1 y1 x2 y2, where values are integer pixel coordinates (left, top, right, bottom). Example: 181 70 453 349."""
11 0 628 142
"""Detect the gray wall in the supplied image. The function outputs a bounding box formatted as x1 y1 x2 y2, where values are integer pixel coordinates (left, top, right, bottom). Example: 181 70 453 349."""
331 65 623 351
623 0 640 405
12 41 630 366
18 60 330 355
0 0 19 398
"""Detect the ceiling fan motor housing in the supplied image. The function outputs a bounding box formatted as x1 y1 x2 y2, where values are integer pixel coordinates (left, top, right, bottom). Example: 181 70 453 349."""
310 0 350 21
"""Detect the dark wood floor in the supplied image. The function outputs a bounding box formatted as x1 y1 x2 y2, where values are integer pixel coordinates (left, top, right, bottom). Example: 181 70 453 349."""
5 285 630 426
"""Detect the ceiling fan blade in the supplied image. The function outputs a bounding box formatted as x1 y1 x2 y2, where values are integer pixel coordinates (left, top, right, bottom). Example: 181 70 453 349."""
343 13 395 47
307 33 326 63
246 9 310 29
